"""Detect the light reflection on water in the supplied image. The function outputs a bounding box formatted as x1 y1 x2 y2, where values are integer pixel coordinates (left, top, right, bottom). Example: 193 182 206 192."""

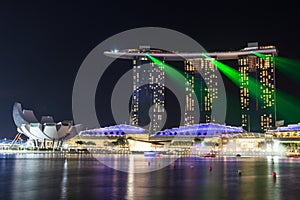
93 154 177 173
1 153 300 200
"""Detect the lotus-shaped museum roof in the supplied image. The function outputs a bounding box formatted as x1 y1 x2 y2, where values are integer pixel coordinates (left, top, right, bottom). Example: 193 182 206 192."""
13 102 81 140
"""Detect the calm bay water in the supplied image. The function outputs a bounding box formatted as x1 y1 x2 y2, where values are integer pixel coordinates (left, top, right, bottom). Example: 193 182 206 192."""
1 153 300 200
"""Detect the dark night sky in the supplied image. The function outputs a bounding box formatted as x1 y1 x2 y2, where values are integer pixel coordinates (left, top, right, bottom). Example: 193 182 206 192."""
1 1 300 138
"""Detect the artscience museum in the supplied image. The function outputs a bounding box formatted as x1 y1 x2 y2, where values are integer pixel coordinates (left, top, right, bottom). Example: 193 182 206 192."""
13 102 81 148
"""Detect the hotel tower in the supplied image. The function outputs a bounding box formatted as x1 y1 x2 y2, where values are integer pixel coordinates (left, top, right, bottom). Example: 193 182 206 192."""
130 46 165 133
238 43 277 132
184 58 218 125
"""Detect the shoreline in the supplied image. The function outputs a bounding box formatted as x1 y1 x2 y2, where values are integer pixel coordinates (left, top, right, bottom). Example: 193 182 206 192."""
0 149 291 158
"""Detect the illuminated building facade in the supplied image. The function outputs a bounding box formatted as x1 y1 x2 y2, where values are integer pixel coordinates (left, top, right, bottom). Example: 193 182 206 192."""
238 43 277 132
131 47 165 133
13 102 80 148
184 58 218 125
104 43 277 133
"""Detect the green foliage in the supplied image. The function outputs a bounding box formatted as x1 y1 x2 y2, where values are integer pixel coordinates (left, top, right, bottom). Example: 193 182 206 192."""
75 140 84 145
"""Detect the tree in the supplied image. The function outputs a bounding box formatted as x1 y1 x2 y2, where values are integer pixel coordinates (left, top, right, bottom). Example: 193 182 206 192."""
194 138 202 144
75 140 84 146
116 137 128 147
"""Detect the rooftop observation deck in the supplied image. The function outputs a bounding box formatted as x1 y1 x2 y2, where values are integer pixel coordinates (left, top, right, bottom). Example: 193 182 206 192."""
104 45 278 61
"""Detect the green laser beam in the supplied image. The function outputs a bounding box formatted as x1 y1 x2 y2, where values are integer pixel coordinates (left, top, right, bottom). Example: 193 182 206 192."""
145 53 188 91
145 53 208 114
250 51 270 59
252 51 300 83
274 56 300 82
202 53 240 86
210 52 300 122
276 90 300 122
146 52 300 123
202 53 265 101
250 51 300 121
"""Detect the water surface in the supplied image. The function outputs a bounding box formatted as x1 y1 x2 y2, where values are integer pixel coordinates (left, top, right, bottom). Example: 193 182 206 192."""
0 153 299 200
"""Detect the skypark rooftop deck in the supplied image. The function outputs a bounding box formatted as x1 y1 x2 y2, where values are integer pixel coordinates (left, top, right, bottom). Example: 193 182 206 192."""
104 46 277 61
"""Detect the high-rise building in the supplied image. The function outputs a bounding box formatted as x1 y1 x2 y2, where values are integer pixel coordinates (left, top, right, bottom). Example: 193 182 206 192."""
238 43 277 132
104 43 277 133
184 58 218 125
131 46 165 133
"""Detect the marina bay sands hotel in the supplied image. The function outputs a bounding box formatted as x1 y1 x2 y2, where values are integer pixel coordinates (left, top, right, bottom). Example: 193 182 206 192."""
104 43 277 133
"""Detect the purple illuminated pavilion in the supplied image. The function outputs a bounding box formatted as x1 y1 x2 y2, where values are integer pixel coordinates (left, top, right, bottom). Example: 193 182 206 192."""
150 123 244 138
79 123 244 139
272 123 300 132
